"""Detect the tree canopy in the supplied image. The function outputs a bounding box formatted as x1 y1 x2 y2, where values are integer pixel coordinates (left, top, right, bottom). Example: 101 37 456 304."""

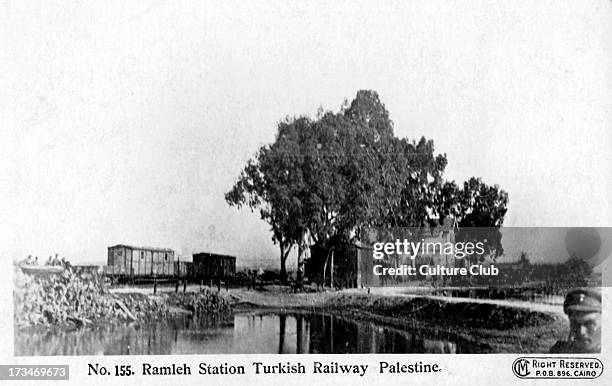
225 90 509 282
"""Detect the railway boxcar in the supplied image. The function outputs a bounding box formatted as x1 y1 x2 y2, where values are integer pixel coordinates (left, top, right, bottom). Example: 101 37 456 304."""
107 244 175 281
192 252 236 282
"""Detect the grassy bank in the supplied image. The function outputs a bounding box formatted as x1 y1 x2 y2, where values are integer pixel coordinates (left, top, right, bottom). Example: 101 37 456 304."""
229 287 568 353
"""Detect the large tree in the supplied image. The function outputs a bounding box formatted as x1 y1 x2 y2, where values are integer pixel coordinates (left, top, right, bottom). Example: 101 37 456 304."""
225 117 311 281
226 90 509 285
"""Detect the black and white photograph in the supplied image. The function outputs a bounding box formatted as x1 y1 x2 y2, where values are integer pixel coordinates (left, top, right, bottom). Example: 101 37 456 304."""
3 0 611 384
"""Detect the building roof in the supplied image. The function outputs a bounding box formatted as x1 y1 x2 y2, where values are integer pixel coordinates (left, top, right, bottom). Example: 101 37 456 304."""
193 252 236 260
108 244 174 253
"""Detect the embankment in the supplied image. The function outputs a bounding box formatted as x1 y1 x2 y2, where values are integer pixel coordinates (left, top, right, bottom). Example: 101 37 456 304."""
231 288 567 353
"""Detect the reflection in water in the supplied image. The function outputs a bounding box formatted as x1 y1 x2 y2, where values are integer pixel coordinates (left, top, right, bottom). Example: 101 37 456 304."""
15 311 489 355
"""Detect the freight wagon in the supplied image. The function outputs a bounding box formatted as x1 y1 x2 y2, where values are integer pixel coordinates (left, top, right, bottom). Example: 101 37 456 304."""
192 252 236 282
105 245 236 284
106 244 175 283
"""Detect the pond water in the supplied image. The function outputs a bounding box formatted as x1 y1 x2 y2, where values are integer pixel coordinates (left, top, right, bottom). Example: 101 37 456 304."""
15 311 489 355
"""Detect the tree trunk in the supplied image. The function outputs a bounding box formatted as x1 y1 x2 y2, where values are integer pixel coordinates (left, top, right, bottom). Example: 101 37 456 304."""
296 242 305 289
279 243 288 283
322 247 333 288
330 249 334 289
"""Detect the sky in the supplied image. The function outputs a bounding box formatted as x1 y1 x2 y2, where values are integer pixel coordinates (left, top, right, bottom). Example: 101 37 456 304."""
3 1 611 267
